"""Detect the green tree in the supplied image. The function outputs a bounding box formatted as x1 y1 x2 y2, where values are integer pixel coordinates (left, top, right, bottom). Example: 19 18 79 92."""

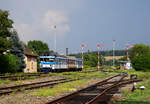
0 54 19 73
129 44 150 60
84 53 104 67
132 54 150 71
84 54 97 67
0 9 13 54
27 40 50 55
9 30 26 71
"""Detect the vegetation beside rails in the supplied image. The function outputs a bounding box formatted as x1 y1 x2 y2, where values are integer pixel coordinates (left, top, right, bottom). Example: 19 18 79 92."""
0 73 46 87
32 80 87 97
33 70 116 97
0 79 11 87
103 68 150 104
48 70 116 80
0 72 44 76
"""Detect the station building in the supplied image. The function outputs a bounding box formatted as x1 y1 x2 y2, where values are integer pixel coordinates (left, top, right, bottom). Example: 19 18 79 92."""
24 48 38 73
120 61 132 70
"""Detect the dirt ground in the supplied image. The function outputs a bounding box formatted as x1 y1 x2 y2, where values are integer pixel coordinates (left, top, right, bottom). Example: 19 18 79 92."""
0 75 64 88
0 78 101 104
0 75 135 104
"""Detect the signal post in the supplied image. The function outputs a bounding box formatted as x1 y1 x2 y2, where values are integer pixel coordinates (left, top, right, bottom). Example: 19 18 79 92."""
81 44 88 71
97 43 104 71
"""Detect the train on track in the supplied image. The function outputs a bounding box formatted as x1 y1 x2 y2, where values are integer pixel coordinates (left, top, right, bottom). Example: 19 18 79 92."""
40 56 82 72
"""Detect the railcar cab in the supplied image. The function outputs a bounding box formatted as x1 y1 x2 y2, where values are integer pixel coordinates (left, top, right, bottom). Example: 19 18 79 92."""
40 56 56 72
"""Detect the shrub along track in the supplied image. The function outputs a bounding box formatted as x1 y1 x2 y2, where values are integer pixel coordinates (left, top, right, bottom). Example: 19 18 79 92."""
46 73 142 104
0 69 99 81
0 78 79 96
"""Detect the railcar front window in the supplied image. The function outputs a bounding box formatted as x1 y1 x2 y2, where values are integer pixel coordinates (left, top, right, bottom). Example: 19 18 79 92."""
43 58 49 62
40 58 44 62
49 58 54 62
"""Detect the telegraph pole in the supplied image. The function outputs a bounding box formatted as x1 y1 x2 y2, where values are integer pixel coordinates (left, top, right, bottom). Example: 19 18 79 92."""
97 43 104 70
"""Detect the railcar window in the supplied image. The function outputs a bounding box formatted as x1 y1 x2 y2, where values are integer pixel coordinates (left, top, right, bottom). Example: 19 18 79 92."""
40 58 44 62
70 60 75 64
49 58 54 62
43 58 49 62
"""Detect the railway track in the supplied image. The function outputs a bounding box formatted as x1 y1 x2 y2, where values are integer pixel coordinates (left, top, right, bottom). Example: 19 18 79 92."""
0 69 101 81
0 78 76 96
46 73 142 104
0 73 49 80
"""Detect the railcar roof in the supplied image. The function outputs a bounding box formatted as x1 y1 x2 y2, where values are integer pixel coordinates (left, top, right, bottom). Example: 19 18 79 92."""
76 58 82 61
40 56 56 58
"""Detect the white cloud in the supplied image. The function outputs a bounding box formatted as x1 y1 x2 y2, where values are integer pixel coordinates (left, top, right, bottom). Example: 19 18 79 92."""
13 24 34 42
13 10 70 43
42 10 70 32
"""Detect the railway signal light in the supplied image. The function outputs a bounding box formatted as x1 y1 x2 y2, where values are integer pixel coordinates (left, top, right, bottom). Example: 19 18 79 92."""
97 43 104 71
126 45 134 62
81 44 88 71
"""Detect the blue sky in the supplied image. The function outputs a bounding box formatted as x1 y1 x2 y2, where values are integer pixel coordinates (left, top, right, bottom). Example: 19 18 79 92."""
1 0 150 54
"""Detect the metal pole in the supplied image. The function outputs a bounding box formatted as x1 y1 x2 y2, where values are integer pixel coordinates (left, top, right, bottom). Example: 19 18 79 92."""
82 46 84 71
97 43 104 71
54 25 56 52
97 46 100 70
126 46 129 62
113 40 115 67
66 48 68 56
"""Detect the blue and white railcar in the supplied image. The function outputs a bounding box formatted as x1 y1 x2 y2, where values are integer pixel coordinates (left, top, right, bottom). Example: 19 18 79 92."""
55 57 67 70
40 56 56 72
40 56 82 72
76 58 82 70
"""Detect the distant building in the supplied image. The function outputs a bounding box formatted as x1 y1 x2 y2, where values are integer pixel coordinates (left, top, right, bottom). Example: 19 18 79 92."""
104 56 124 61
24 48 38 73
120 61 132 70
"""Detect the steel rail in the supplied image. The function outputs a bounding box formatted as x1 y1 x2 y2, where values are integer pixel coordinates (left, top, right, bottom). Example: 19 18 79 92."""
0 73 49 80
0 78 66 90
86 79 142 104
0 79 76 95
46 74 122 104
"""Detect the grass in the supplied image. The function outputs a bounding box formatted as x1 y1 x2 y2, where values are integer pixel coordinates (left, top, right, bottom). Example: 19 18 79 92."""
32 80 87 97
49 70 116 80
33 69 116 97
0 79 11 87
103 68 150 104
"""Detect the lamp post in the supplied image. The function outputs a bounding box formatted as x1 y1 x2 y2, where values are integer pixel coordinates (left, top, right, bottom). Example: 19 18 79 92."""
97 43 104 70
54 25 56 52
81 44 88 71
113 40 115 68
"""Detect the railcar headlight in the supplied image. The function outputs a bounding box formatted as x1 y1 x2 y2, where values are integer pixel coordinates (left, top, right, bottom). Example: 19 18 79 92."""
52 65 55 69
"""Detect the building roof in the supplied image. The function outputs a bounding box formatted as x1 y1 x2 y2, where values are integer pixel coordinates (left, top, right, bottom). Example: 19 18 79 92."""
24 48 38 57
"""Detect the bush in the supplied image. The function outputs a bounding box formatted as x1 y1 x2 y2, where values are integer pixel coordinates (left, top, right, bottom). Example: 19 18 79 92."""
0 54 19 73
131 54 150 71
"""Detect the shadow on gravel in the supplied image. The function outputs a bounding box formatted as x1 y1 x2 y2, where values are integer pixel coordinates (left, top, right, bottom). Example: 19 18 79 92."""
117 100 150 104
